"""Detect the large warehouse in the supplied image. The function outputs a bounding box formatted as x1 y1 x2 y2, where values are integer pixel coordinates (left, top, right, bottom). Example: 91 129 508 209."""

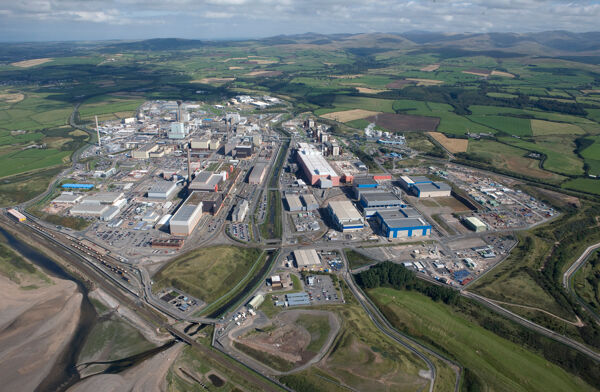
296 143 340 186
189 172 223 192
285 193 303 212
194 191 223 215
352 176 378 198
327 200 364 232
399 176 451 198
375 208 432 239
248 162 268 185
293 249 321 269
360 192 406 217
170 192 204 236
81 192 125 205
147 181 178 200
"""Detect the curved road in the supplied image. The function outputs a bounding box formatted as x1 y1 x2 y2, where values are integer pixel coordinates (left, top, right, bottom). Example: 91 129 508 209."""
562 242 600 323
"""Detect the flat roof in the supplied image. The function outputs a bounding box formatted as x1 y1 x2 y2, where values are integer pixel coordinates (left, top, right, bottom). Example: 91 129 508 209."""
300 193 318 205
361 192 403 204
293 249 321 267
71 204 109 214
465 216 486 228
411 176 433 183
379 213 429 229
186 191 207 206
297 146 338 177
285 194 303 210
414 182 451 192
171 204 200 223
353 177 377 186
149 181 177 194
82 192 124 204
328 200 363 222
377 207 421 219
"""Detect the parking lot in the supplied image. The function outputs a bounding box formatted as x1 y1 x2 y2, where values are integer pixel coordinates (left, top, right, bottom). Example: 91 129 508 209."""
304 274 343 304
229 223 250 242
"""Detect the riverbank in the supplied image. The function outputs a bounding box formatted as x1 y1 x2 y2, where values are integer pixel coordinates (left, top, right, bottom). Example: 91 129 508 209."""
0 273 82 392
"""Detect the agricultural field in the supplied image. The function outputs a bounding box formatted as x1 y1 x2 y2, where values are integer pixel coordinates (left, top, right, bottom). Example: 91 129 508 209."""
428 132 468 153
152 246 262 303
562 178 600 196
369 288 596 392
466 139 566 183
531 119 585 136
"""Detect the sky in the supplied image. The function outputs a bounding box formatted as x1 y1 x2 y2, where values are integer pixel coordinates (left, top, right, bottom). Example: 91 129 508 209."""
1 0 600 42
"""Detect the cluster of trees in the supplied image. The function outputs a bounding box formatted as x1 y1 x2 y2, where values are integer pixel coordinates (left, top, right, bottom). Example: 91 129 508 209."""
356 261 459 305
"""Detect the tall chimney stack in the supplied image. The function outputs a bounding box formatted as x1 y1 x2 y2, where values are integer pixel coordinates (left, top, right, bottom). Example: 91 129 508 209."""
187 142 192 184
95 115 101 147
177 100 183 123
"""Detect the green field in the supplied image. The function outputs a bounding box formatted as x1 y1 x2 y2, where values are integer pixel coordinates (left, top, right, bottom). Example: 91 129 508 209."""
562 178 600 195
466 139 566 183
531 119 585 136
369 287 595 392
345 249 377 270
153 246 262 303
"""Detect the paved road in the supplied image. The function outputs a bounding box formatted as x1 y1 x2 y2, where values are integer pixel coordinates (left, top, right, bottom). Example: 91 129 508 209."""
562 242 600 323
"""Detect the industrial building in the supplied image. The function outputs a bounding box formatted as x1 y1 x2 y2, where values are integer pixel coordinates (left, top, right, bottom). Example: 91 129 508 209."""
81 192 125 205
286 292 311 306
285 193 303 212
62 183 94 190
360 192 406 217
52 193 83 204
399 176 452 198
301 193 319 210
194 192 223 215
132 143 159 159
464 216 487 232
375 208 431 239
248 163 268 185
170 192 204 236
70 203 109 217
156 214 172 229
234 144 253 158
293 249 321 269
189 172 223 192
168 122 187 139
327 200 364 232
7 209 26 222
191 137 210 150
232 199 249 222
101 206 121 221
296 143 340 186
352 177 378 198
248 294 264 309
147 181 178 200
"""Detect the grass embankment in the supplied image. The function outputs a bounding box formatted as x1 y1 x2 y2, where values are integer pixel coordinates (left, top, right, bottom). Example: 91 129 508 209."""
0 241 51 288
296 314 331 353
260 190 282 240
152 246 261 303
573 250 600 315
369 288 596 392
234 342 295 372
344 249 376 270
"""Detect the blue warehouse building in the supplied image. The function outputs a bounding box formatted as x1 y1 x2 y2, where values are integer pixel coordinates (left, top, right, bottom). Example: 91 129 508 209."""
375 208 431 239
360 192 406 217
352 176 378 198
399 175 451 198
62 183 94 190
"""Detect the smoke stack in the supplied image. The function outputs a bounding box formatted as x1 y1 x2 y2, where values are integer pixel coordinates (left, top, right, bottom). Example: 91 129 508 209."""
177 100 183 123
95 115 101 147
187 142 192 184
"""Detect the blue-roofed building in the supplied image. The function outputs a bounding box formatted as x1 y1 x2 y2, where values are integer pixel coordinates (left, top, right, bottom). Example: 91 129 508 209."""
62 183 94 190
375 208 431 239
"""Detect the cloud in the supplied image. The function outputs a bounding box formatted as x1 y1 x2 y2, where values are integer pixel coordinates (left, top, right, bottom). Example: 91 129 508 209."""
0 0 599 41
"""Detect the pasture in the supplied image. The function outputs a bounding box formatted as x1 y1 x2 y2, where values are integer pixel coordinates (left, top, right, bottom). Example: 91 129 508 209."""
152 246 261 303
369 288 595 392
